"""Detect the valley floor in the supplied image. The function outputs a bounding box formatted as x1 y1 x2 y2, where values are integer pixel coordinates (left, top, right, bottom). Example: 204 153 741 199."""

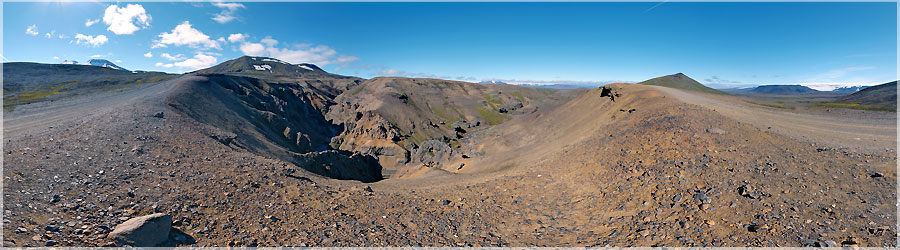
3 79 896 247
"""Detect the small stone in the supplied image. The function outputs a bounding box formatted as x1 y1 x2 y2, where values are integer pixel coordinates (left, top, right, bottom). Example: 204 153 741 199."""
152 112 165 118
45 225 61 232
638 229 650 237
44 240 58 246
822 240 838 247
32 235 42 241
706 128 726 134
748 224 769 233
705 220 716 225
16 227 27 233
700 204 711 210
440 200 451 206
841 237 859 247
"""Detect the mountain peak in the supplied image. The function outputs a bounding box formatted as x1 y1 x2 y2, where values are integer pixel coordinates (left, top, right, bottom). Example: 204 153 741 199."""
87 59 129 72
638 73 727 95
196 56 345 79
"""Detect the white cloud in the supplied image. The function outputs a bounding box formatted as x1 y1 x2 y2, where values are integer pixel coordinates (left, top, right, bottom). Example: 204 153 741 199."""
211 2 245 24
53 56 60 60
85 19 100 27
115 60 122 63
212 2 244 10
238 40 359 67
103 4 151 35
240 42 265 56
212 14 237 24
57 34 68 39
160 53 185 61
143 52 153 58
234 36 360 67
25 25 38 36
154 53 218 70
154 21 220 49
74 34 109 47
91 54 103 58
260 37 278 47
227 33 246 43
336 55 360 64
44 30 55 38
174 53 218 70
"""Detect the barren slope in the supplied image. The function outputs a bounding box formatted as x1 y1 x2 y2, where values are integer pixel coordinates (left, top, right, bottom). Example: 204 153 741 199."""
652 85 896 152
3 69 895 247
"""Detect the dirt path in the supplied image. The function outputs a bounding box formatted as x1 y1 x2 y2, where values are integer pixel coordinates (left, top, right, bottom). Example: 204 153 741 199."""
653 86 897 152
3 79 176 140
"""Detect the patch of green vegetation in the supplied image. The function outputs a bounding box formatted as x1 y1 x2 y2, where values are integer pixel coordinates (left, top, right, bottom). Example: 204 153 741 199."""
450 106 466 120
477 106 510 126
345 85 365 96
7 80 80 104
813 102 895 112
513 91 525 103
747 101 795 110
483 94 503 106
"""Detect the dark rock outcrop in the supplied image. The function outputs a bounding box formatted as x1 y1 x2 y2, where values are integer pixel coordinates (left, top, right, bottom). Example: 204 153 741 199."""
291 150 383 182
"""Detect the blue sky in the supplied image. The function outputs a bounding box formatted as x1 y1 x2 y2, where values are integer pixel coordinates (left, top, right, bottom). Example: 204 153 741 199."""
3 2 897 90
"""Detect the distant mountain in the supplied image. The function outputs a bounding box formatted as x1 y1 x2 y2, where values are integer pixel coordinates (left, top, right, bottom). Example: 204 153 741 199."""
835 81 897 111
87 59 129 72
517 83 595 89
832 85 870 93
3 62 174 108
195 56 352 80
749 85 819 94
479 80 508 84
638 73 727 95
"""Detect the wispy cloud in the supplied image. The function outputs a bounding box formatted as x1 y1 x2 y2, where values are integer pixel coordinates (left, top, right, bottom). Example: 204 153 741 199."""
211 2 245 24
85 19 100 27
482 78 625 87
703 75 742 88
644 1 668 13
808 66 876 82
160 53 185 61
25 25 38 36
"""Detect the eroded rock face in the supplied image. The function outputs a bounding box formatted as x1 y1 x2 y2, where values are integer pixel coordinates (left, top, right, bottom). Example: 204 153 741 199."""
292 150 383 182
107 213 172 247
327 104 410 168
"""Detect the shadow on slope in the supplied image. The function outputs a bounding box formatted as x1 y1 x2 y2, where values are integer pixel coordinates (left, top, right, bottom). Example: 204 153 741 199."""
165 74 382 182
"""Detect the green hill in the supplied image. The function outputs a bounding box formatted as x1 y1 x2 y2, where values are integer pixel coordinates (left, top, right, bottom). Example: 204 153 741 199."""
638 73 728 95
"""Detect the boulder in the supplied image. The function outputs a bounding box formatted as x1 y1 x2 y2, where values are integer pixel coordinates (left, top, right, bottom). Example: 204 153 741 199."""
107 213 172 247
412 140 455 167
